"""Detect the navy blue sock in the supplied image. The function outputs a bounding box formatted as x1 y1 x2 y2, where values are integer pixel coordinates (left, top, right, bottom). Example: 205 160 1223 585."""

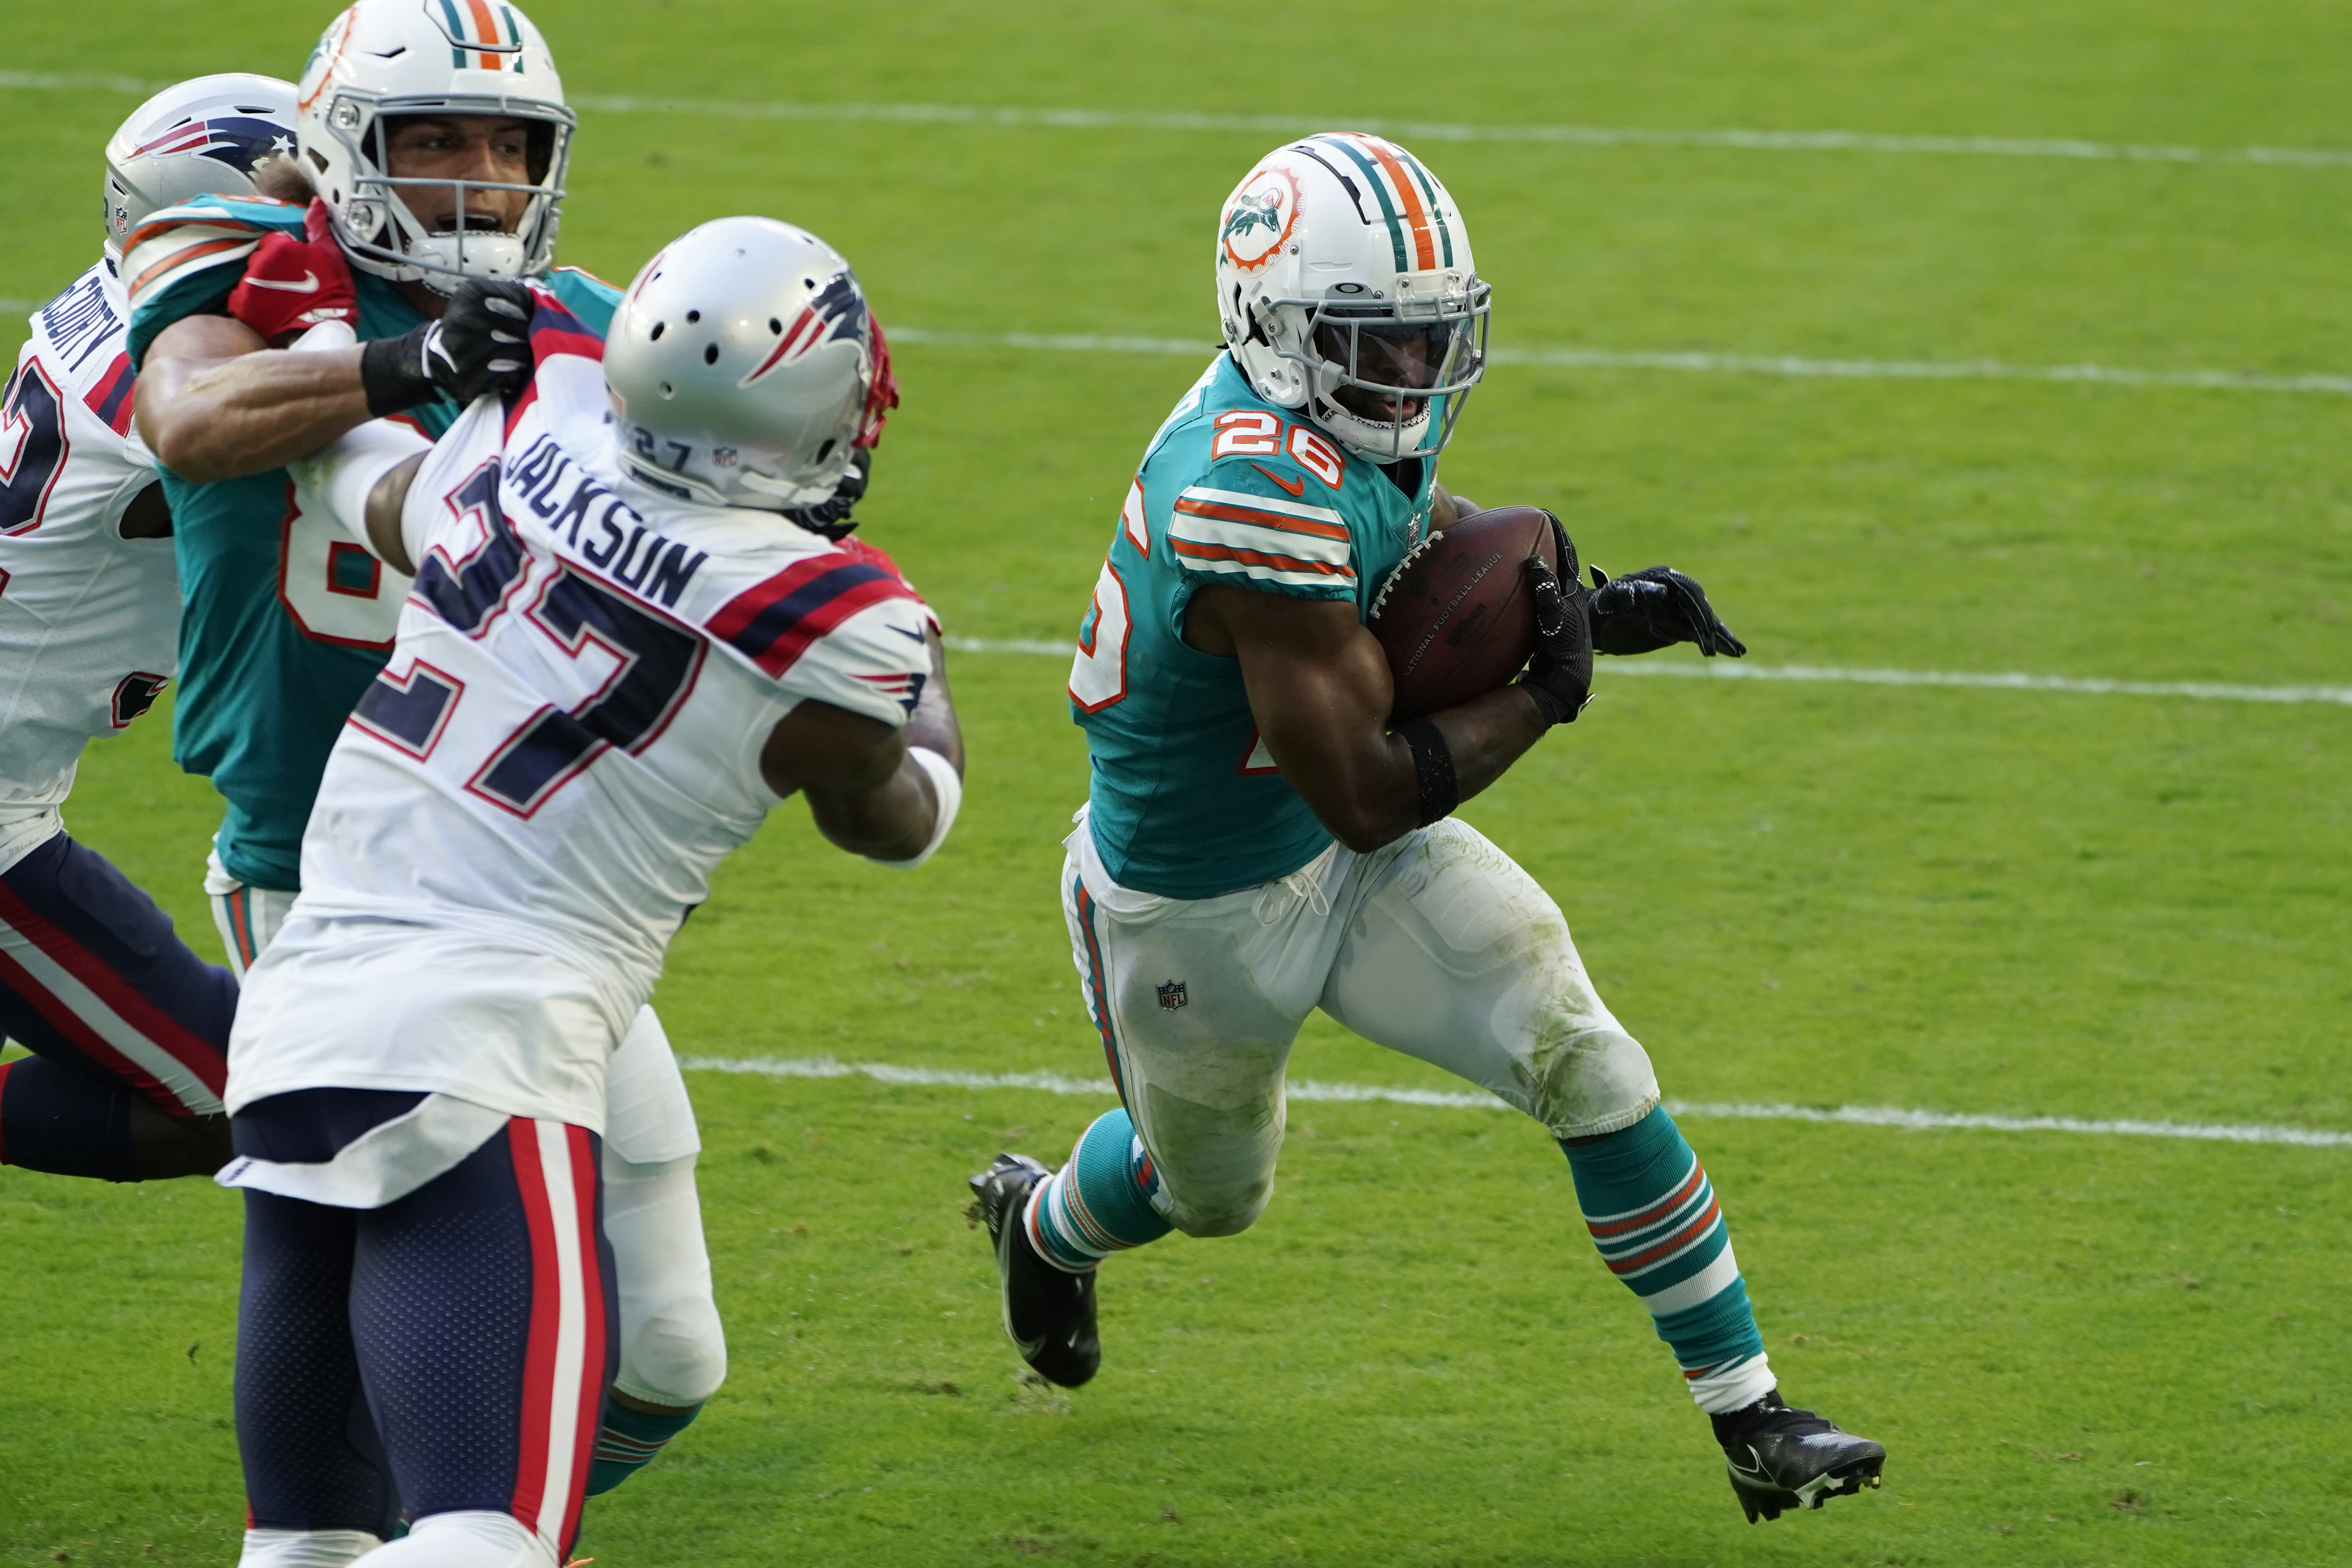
0 1055 137 1181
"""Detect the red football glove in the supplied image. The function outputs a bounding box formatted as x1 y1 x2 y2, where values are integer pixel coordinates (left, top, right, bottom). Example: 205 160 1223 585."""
227 200 357 347
853 312 900 449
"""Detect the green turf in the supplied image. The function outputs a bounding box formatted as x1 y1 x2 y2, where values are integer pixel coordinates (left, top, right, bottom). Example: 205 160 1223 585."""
6 1 2352 1563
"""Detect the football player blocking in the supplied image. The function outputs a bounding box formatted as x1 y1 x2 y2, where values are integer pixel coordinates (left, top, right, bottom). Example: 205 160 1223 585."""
220 210 956 1568
969 133 1887 1522
0 75 301 1187
115 0 773 1523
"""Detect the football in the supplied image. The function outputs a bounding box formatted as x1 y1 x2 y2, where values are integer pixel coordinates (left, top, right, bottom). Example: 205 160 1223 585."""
1370 504 1564 721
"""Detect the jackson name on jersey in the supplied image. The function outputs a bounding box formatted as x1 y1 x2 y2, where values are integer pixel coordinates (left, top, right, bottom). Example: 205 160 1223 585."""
120 193 621 890
1069 351 1439 900
0 264 175 872
226 334 936 1131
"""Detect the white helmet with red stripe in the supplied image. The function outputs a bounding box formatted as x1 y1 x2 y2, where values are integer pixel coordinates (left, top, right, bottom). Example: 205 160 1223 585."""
1215 132 1490 461
603 217 893 513
296 0 574 291
102 74 299 264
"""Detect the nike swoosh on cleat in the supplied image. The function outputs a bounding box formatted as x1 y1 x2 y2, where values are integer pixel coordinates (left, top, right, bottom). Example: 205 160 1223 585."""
244 271 322 293
1248 462 1306 496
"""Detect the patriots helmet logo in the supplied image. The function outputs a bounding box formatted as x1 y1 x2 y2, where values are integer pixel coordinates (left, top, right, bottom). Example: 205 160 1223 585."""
133 116 296 177
741 270 871 387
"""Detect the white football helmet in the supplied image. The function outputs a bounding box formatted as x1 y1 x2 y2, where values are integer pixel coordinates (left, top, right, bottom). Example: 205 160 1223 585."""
296 0 573 291
1215 133 1490 461
604 217 887 513
102 74 299 264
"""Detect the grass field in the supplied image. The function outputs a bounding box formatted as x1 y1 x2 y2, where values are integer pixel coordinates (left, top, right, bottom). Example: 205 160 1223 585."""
5 1 2352 1564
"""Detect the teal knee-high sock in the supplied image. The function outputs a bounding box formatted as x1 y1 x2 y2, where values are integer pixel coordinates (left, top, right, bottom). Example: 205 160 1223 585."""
585 1399 703 1496
1560 1105 1773 1413
1028 1109 1173 1270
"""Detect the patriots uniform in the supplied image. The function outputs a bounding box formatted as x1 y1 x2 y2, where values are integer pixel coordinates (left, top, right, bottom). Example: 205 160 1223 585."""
0 265 173 870
1069 351 1438 899
122 194 620 888
223 342 936 1141
0 265 239 1154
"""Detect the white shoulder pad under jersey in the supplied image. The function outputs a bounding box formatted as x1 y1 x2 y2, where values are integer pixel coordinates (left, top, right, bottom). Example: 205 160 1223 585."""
0 263 176 841
297 352 935 999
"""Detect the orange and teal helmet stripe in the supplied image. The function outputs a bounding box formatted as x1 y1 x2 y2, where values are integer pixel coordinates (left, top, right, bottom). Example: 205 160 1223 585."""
1312 134 1411 272
1390 145 1456 269
436 0 510 69
1312 133 1454 272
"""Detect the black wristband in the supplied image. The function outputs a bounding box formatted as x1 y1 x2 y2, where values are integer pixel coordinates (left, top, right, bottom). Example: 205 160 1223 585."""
359 326 436 417
1398 716 1458 827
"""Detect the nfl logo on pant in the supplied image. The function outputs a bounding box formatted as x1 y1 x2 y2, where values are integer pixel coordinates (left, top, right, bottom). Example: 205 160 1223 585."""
1156 980 1188 1011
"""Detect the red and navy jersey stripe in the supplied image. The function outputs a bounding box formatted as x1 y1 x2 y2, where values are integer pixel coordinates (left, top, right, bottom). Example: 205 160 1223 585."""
82 352 135 437
705 554 916 679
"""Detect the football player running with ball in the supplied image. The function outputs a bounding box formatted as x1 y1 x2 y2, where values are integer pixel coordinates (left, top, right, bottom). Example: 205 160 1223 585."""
0 76 299 1184
970 134 1885 1523
218 215 958 1568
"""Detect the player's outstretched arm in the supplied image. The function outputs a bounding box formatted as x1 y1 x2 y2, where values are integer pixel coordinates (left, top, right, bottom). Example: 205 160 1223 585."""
139 278 532 485
136 314 374 483
761 644 964 866
1188 585 1549 854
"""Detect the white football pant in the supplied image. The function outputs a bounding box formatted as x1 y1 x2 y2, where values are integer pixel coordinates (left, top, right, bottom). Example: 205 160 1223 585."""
1064 812 1661 1237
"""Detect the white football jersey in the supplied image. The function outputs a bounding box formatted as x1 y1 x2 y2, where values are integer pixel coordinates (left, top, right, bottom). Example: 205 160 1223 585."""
0 263 176 870
226 348 934 1124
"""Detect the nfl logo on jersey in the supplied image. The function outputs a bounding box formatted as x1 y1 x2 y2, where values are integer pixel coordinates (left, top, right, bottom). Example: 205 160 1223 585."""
1156 980 1188 1011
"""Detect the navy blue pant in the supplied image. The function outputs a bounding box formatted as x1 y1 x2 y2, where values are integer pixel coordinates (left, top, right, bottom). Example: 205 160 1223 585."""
235 1092 617 1554
0 832 237 1179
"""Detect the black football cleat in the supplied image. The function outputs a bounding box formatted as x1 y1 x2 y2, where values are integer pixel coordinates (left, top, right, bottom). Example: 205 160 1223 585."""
1713 1391 1886 1522
966 1153 1100 1388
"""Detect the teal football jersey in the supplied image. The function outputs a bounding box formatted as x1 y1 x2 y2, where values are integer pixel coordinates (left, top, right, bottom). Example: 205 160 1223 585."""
1073 353 1439 899
125 197 620 887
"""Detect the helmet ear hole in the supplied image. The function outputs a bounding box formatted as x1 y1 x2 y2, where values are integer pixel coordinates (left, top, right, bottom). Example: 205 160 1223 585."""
649 322 664 340
703 344 720 365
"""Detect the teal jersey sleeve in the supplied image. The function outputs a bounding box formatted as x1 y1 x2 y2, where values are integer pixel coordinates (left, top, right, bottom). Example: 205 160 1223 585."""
1072 353 1443 899
545 265 623 334
123 196 308 368
1156 444 1361 605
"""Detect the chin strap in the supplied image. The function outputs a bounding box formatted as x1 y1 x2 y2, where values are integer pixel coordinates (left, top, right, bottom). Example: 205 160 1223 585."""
783 449 872 540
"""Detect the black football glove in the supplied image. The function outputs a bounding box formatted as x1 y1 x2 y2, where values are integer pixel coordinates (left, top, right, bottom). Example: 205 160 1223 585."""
1586 564 1746 658
1518 512 1594 727
359 279 534 415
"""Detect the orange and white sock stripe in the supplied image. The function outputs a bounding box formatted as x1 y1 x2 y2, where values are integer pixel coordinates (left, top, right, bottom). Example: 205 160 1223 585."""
504 1118 610 1559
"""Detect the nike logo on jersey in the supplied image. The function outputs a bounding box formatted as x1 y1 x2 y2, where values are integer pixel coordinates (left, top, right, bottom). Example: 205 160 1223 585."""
1249 462 1306 497
243 271 321 293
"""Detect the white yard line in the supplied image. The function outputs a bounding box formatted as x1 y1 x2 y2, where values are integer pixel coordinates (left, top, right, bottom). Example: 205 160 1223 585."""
943 637 2352 708
6 72 2349 168
888 327 2352 398
680 1055 2352 1149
